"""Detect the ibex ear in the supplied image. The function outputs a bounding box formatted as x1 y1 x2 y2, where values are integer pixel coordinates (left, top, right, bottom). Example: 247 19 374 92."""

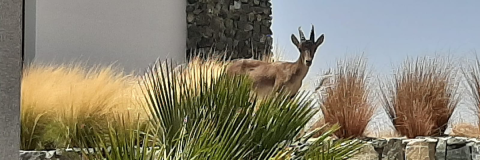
291 34 300 48
315 34 325 48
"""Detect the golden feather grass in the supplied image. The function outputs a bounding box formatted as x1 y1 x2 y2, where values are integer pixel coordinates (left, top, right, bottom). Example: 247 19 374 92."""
21 63 148 149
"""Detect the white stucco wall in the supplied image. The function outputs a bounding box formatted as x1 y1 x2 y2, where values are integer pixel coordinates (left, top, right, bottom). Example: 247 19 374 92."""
31 0 186 73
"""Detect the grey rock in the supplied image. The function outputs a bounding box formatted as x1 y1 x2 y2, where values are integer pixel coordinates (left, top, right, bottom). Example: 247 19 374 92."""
237 19 248 30
186 4 196 12
206 3 215 11
471 142 480 160
195 14 211 26
263 8 272 14
187 37 200 49
436 138 448 160
256 14 263 21
216 41 227 51
382 138 405 160
252 7 264 13
233 40 239 47
372 138 388 158
211 17 225 31
229 13 240 20
233 1 241 9
372 138 388 148
187 25 202 38
262 19 272 26
224 18 234 29
20 151 49 160
187 13 195 23
193 9 202 14
19 150 82 160
254 22 261 31
235 30 252 40
244 24 254 31
215 3 222 11
252 32 261 41
239 15 247 22
198 38 214 48
446 138 472 160
226 29 236 37
448 137 469 145
254 0 260 5
220 6 229 17
261 25 273 35
241 4 252 12
260 34 266 43
248 13 255 21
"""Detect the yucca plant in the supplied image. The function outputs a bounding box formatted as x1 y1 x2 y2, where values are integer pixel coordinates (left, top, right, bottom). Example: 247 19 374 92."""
381 56 459 138
21 63 146 150
140 57 316 159
296 124 365 160
76 113 156 160
74 54 364 159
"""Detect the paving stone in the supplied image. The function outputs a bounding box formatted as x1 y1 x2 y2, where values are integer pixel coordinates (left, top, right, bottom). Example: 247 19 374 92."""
350 143 379 160
405 140 436 160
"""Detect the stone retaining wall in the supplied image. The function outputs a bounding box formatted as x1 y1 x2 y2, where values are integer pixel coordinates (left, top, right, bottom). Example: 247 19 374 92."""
186 0 273 60
351 137 480 160
19 137 480 160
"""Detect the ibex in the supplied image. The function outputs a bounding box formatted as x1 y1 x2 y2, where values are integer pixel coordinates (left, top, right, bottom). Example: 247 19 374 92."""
226 25 325 99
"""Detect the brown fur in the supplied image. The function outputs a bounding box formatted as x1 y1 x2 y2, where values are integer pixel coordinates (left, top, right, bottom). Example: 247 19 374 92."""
226 26 325 99
227 59 309 98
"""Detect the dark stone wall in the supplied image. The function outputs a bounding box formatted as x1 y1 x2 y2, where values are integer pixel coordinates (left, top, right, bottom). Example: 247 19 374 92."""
186 0 273 60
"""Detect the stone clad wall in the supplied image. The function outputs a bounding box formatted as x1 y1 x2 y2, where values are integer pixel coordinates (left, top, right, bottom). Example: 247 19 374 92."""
186 0 273 59
350 137 480 160
18 137 480 159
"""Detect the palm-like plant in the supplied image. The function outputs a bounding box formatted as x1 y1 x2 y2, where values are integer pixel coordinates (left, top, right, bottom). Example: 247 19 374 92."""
76 57 364 160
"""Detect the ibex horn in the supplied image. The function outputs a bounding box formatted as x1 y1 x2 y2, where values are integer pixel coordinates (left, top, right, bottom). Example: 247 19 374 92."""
310 25 315 41
298 27 306 42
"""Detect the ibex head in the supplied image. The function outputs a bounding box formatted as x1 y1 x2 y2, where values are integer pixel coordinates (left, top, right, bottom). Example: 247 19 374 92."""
291 25 325 66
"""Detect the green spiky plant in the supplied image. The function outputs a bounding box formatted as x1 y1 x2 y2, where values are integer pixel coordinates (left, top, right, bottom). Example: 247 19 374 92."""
295 124 365 160
75 56 364 159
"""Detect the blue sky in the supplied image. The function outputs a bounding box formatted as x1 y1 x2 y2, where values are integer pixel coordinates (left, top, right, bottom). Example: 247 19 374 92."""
271 0 480 90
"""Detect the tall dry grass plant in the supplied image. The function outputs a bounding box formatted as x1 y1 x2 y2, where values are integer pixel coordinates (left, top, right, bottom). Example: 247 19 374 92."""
21 63 147 150
458 54 480 138
316 56 375 138
381 56 459 138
